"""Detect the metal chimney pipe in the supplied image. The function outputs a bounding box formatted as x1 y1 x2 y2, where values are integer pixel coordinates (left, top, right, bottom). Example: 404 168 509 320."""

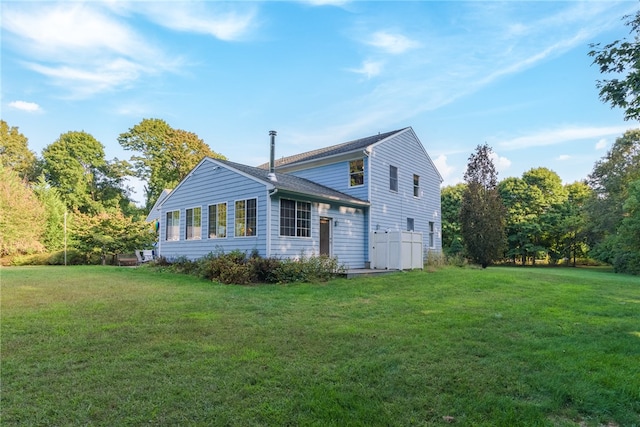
268 130 277 182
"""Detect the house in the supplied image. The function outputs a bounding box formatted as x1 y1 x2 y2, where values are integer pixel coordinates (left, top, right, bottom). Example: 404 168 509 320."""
155 127 442 269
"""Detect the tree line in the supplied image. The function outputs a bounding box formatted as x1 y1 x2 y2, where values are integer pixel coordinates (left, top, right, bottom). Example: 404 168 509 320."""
444 129 640 275
0 118 224 264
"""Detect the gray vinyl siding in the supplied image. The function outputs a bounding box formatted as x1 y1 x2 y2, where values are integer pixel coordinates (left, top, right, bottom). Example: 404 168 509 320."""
268 195 367 268
158 160 268 260
290 161 369 201
368 131 442 254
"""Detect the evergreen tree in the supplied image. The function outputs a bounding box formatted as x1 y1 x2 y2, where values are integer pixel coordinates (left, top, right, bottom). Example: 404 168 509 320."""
460 144 506 268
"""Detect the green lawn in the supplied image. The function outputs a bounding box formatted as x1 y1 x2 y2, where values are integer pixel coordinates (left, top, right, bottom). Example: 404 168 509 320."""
1 266 639 426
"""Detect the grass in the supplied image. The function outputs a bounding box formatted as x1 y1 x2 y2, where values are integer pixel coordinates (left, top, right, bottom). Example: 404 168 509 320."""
1 265 639 426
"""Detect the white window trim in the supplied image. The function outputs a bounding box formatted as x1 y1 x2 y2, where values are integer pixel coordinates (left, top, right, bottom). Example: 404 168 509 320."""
166 210 180 242
234 198 258 238
208 202 228 239
348 159 365 188
389 165 398 193
279 198 312 239
185 206 202 240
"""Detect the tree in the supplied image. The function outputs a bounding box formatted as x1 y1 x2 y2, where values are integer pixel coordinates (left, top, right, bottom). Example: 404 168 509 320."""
33 176 67 252
441 183 465 255
460 144 506 268
0 120 37 181
118 118 226 211
589 9 640 121
42 131 132 214
71 211 157 265
586 129 640 273
555 182 592 266
0 164 45 256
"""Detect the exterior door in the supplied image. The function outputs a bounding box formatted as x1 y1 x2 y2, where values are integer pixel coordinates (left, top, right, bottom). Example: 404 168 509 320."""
320 217 331 256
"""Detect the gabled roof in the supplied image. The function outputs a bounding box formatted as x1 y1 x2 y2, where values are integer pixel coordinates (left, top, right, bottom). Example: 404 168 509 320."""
215 159 369 206
145 188 171 222
259 128 409 169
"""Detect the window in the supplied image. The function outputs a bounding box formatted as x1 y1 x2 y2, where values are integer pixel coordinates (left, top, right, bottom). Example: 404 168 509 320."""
413 174 420 197
389 165 398 192
429 221 435 248
208 203 227 238
235 198 257 237
280 199 311 237
349 159 364 187
166 210 180 241
407 218 414 232
186 207 202 240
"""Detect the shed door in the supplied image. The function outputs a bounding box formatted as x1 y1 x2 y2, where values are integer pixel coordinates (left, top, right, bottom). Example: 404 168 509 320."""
320 217 331 256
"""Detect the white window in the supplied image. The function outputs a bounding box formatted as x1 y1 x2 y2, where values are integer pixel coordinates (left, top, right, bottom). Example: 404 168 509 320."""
208 203 227 238
186 207 202 240
166 210 180 241
235 198 257 237
280 199 311 237
413 174 420 197
390 165 398 192
429 221 435 248
349 159 364 187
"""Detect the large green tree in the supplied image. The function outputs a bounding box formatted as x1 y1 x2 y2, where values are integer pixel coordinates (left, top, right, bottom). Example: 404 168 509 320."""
586 129 640 273
42 131 131 214
460 144 506 268
0 164 45 256
118 118 225 211
589 9 640 121
441 183 465 255
33 176 67 252
0 120 38 181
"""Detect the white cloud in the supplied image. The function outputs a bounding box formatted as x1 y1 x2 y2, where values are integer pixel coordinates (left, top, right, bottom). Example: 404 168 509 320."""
1 3 179 98
489 152 511 173
366 31 420 54
349 60 383 78
498 125 630 150
556 154 571 161
138 3 257 41
8 100 42 113
433 154 455 182
595 138 608 150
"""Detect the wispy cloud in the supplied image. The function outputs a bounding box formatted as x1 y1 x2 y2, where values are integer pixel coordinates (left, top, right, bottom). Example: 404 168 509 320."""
595 138 608 150
433 154 456 183
348 60 383 78
8 100 42 113
1 3 180 98
556 154 572 161
136 3 258 41
497 125 630 150
365 31 421 54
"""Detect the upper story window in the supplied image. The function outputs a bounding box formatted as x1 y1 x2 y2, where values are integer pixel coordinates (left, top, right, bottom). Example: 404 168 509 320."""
280 199 311 237
349 159 364 187
186 207 202 240
413 174 420 197
208 203 227 238
389 165 398 192
166 210 180 241
235 198 257 237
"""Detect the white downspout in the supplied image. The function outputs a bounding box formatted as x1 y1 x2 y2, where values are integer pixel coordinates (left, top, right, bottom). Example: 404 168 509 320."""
267 188 278 257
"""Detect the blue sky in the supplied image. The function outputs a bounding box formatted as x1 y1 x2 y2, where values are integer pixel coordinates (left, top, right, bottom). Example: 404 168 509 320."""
2 1 637 204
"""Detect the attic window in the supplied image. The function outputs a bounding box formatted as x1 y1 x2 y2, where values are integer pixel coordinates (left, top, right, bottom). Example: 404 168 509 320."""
349 159 364 187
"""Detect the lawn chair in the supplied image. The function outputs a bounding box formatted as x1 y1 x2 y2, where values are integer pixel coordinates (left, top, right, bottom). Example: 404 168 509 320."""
135 251 144 265
141 250 154 263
